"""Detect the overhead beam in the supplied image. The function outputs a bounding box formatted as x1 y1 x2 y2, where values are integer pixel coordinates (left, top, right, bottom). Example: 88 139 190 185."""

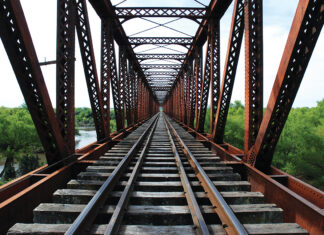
115 7 206 19
136 53 186 62
146 77 175 80
0 0 69 164
248 0 324 172
141 64 182 70
145 71 178 76
129 37 193 48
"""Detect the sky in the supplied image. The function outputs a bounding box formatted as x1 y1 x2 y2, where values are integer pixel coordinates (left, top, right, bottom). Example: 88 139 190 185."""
0 0 323 108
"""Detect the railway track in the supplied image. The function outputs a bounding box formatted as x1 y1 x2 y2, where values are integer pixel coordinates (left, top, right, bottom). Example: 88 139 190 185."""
8 113 308 235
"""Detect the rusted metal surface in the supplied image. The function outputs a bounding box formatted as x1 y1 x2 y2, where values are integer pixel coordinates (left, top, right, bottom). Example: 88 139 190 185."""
56 0 76 153
244 0 263 154
136 54 186 62
129 37 193 48
196 20 220 133
0 0 69 164
115 7 207 20
212 0 245 143
209 20 221 134
75 0 108 140
247 0 324 171
100 19 112 136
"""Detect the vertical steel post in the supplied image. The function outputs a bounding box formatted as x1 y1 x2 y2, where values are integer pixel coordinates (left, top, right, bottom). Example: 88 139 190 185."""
101 19 114 136
75 0 108 140
119 45 127 129
212 0 245 143
244 0 263 154
56 0 76 153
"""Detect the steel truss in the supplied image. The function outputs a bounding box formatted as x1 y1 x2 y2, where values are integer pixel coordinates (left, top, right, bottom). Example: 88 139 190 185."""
244 0 263 153
129 37 193 48
56 0 76 153
75 0 108 140
136 54 186 62
141 64 182 70
116 7 206 20
212 0 245 143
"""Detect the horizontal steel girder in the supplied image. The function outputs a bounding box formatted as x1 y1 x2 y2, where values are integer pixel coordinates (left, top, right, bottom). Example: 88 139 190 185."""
146 77 175 80
141 64 182 70
129 37 193 47
136 53 186 61
145 71 178 76
116 7 206 18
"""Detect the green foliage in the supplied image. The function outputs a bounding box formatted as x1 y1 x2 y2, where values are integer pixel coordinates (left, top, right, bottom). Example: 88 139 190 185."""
75 108 117 133
75 107 94 127
18 154 40 176
0 107 42 152
203 101 244 149
273 100 324 189
224 101 245 149
1 147 16 180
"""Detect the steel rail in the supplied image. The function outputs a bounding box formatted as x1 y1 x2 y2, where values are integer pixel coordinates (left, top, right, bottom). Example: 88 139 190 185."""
164 115 210 235
65 114 160 235
104 113 159 234
164 114 248 235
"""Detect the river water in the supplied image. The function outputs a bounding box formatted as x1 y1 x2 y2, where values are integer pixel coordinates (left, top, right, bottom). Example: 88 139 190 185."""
75 128 97 149
0 129 97 173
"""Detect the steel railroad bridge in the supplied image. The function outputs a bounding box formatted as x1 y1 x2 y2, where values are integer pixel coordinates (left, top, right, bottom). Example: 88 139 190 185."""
0 0 323 234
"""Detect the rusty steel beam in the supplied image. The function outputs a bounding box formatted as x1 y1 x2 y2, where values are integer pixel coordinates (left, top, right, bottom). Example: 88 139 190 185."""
197 20 220 133
0 0 69 164
146 77 175 81
248 0 324 171
244 0 263 153
129 37 193 48
75 0 108 140
119 45 127 129
56 0 76 154
145 71 178 76
125 63 133 126
190 60 196 128
115 7 206 20
100 19 113 136
209 20 221 134
141 64 182 70
212 0 245 143
186 63 193 127
194 47 203 131
136 53 186 62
